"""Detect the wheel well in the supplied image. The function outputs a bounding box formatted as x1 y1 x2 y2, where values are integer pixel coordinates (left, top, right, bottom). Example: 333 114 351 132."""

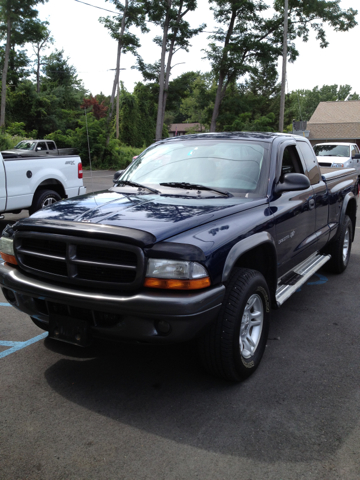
229 243 277 307
345 198 357 241
35 180 66 199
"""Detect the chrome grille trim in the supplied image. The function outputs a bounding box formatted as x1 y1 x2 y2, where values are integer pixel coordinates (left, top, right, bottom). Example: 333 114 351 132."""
14 231 145 291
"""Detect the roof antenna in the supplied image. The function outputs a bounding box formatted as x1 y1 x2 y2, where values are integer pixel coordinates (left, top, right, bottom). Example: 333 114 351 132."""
84 107 94 194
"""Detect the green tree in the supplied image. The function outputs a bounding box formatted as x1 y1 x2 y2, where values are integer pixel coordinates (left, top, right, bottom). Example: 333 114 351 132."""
100 0 148 139
40 49 87 132
0 0 48 127
167 71 207 123
119 87 140 146
285 84 360 126
41 49 81 89
133 82 156 146
206 0 357 132
138 0 205 141
180 73 215 129
0 48 30 86
31 22 53 93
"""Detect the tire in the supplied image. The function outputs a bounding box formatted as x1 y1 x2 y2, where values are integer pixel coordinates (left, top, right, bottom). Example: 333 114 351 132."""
325 214 352 274
198 268 270 382
29 189 61 215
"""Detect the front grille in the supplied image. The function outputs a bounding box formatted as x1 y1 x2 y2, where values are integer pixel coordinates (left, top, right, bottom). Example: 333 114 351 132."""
318 162 332 167
14 231 144 291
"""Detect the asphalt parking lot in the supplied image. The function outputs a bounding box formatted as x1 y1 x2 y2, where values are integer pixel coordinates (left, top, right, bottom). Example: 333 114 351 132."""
1 171 360 479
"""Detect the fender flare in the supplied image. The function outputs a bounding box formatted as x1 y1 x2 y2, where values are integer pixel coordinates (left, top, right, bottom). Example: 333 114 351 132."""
222 232 277 283
339 191 357 238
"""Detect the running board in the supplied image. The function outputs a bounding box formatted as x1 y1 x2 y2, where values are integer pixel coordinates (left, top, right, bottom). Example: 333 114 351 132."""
276 254 331 307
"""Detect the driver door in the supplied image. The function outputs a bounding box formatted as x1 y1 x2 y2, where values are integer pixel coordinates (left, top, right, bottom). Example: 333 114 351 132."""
271 143 317 277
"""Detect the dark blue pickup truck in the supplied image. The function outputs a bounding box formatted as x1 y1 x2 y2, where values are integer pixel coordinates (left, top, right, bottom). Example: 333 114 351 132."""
0 132 358 381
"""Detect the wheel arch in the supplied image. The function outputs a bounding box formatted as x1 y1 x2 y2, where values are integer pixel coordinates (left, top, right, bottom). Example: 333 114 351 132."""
33 179 66 200
222 232 278 307
341 192 357 241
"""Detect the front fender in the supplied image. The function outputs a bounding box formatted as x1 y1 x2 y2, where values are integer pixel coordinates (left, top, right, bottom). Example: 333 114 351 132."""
222 231 277 283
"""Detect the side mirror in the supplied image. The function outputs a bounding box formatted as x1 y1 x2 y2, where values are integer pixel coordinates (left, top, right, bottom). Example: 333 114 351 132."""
352 153 360 160
113 170 125 183
275 173 311 194
36 147 41 151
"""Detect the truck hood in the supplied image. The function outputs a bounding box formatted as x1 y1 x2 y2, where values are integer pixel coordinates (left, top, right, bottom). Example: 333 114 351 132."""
29 190 264 243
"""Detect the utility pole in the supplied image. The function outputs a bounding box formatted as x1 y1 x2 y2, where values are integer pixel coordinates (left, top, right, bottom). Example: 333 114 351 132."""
279 0 288 132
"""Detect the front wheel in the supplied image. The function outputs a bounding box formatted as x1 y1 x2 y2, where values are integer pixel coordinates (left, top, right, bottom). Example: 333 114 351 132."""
29 189 61 215
198 268 270 382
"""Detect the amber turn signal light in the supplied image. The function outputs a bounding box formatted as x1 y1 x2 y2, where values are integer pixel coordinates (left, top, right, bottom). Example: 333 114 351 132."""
0 252 18 265
144 277 211 290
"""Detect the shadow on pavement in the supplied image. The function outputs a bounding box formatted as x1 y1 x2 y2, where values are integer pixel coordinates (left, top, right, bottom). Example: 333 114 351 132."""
43 281 360 464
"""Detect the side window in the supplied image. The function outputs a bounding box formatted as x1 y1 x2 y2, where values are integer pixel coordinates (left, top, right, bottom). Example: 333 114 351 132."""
36 142 47 151
47 142 55 151
281 146 304 178
296 141 320 185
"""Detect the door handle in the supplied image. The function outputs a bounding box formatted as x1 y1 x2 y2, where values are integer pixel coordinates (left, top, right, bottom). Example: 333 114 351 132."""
309 198 315 209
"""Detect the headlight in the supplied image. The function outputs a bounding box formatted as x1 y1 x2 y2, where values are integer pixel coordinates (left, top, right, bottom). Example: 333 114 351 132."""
0 236 17 265
144 259 211 290
331 163 344 168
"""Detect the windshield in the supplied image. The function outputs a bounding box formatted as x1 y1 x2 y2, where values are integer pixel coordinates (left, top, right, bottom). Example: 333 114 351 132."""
119 139 270 198
14 141 36 150
314 145 350 157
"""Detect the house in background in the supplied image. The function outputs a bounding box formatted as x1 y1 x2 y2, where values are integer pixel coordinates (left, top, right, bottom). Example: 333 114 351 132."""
168 123 205 137
307 101 360 148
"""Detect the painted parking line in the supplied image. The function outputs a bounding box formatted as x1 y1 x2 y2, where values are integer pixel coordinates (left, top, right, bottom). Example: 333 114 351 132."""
297 273 328 292
0 302 11 306
0 332 48 359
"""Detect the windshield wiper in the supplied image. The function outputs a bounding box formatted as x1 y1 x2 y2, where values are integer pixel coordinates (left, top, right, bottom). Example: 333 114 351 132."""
160 182 230 197
115 180 159 194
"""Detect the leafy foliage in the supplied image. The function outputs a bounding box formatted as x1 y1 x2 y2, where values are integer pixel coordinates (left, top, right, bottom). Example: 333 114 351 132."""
205 0 357 131
81 95 108 120
284 84 360 124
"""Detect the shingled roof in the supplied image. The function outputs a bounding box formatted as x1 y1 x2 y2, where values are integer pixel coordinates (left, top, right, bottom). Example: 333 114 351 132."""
308 101 360 140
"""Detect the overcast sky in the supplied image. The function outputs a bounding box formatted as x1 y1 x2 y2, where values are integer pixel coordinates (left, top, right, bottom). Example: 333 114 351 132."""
35 0 360 97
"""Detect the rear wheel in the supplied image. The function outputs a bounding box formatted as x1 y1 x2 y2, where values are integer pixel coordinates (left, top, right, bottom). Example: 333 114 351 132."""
29 189 61 215
325 214 352 274
198 268 270 382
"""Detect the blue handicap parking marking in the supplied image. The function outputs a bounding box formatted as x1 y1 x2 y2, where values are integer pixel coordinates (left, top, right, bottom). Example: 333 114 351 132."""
306 273 328 286
1 300 49 358
0 332 48 359
297 273 328 292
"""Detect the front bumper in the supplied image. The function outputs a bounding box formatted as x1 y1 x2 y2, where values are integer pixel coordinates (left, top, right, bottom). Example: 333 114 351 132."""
0 262 225 344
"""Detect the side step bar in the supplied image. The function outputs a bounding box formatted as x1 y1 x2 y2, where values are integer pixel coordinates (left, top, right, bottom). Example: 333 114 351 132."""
276 253 331 307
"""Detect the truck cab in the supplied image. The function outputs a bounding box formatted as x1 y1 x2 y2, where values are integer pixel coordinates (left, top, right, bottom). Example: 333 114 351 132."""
2 140 77 157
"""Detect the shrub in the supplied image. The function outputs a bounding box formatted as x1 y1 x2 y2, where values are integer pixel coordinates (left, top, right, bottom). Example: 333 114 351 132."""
6 122 27 137
0 133 28 150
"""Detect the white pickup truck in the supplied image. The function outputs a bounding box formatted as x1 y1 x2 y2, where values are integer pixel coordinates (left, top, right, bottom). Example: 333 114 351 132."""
314 142 360 174
0 152 86 216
